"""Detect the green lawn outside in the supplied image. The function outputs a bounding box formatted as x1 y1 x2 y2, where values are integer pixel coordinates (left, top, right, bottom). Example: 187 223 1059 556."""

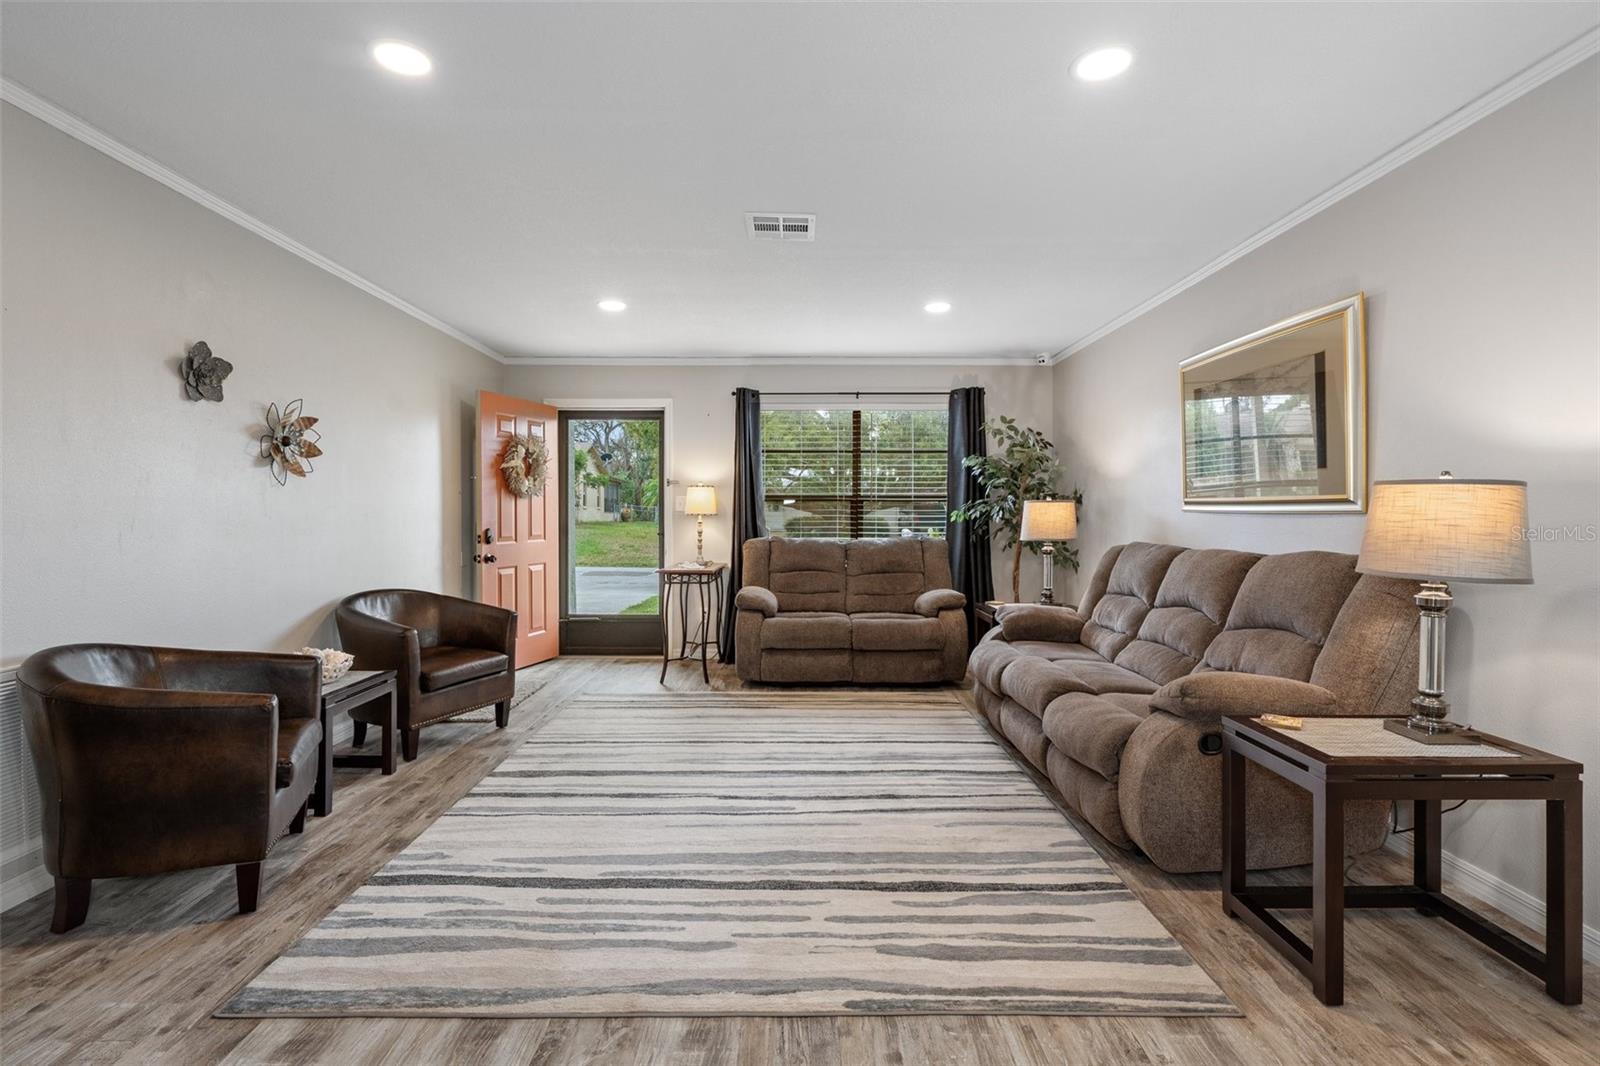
621 594 660 615
574 521 660 567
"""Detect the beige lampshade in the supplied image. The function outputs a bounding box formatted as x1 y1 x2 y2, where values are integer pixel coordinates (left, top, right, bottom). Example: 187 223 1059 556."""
1019 499 1077 542
1357 475 1531 584
685 484 718 516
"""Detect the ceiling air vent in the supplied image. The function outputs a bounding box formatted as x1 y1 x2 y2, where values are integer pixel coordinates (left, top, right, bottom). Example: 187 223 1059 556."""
746 212 816 241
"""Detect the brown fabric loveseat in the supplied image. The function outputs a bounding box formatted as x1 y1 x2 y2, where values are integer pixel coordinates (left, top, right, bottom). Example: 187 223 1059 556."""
969 542 1420 873
734 537 967 683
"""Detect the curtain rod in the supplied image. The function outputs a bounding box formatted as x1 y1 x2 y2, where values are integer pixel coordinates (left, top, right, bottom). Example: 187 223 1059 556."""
730 390 950 397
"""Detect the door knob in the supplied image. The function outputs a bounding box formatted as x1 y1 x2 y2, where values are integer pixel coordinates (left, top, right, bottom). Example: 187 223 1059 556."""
482 554 498 564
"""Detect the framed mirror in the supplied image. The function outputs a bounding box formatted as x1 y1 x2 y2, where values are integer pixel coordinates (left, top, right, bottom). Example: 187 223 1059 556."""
1180 294 1367 512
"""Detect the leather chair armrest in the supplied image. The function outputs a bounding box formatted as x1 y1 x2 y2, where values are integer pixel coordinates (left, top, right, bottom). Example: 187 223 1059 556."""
39 683 279 861
336 606 422 684
995 603 1086 643
1151 672 1341 722
439 595 517 659
735 586 779 617
155 650 321 721
913 589 966 617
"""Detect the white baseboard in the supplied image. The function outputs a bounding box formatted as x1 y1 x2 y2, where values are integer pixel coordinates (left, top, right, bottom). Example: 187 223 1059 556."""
1384 835 1599 965
0 863 52 910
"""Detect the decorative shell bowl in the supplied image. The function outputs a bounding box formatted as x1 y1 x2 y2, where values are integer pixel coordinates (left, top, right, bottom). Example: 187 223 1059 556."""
299 647 354 682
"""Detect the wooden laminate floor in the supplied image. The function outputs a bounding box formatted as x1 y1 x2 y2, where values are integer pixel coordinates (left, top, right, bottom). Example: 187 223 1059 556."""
1 658 1595 1066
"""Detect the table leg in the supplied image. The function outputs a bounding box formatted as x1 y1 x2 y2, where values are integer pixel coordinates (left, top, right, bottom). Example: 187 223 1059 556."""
1312 786 1345 1006
699 577 711 683
659 575 671 685
1413 799 1441 914
313 698 334 817
381 687 397 775
678 576 690 659
1221 744 1246 918
1546 786 1582 1004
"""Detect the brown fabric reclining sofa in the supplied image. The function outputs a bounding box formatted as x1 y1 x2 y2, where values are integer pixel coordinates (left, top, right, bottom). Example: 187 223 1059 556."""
734 537 967 683
970 542 1420 872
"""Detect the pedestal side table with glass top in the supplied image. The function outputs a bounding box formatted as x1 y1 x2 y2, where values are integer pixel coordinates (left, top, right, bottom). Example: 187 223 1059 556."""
1221 715 1582 1007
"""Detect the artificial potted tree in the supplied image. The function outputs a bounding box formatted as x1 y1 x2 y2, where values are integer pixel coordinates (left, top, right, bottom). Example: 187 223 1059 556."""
950 416 1082 603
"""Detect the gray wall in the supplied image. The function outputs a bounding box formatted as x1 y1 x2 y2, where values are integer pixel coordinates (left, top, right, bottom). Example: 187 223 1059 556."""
1051 59 1599 926
0 103 502 662
498 362 1059 603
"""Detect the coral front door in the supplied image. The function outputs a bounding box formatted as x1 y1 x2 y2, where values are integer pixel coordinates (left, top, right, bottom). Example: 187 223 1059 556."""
478 391 560 667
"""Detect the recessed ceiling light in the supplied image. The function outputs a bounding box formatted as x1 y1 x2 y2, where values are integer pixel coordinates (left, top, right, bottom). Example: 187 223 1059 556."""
597 299 627 313
371 40 432 77
924 300 952 314
1073 46 1133 83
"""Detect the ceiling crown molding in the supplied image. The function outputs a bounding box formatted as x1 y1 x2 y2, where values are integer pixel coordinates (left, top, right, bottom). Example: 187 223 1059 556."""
1048 25 1600 364
0 78 505 364
500 351 1044 368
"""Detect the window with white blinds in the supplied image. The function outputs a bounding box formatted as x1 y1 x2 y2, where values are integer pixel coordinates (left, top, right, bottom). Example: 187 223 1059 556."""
760 408 948 539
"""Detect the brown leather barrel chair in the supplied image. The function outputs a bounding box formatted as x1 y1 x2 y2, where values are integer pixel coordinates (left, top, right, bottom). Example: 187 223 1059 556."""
17 644 322 933
335 590 516 761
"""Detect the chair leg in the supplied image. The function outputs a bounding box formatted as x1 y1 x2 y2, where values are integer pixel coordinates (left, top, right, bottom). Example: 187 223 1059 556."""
353 721 368 748
289 801 308 835
495 700 510 728
402 727 420 762
50 877 91 934
236 862 262 914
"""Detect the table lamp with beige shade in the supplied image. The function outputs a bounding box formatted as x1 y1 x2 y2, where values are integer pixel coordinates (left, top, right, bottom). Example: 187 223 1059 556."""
1356 472 1531 742
685 484 718 566
1019 498 1077 605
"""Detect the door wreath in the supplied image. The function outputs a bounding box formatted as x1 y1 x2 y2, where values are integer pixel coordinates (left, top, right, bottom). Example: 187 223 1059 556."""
500 432 550 498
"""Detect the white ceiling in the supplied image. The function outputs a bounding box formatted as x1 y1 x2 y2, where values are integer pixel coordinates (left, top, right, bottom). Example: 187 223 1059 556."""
3 3 1597 364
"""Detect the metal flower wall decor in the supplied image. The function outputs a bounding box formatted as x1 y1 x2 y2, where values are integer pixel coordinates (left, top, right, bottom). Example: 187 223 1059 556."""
181 341 232 401
260 399 323 485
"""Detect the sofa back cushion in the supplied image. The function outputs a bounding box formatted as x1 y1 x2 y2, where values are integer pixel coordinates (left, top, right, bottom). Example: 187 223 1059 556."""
763 538 848 613
846 539 928 614
1113 548 1261 684
1202 551 1360 680
1079 542 1186 661
1311 574 1420 714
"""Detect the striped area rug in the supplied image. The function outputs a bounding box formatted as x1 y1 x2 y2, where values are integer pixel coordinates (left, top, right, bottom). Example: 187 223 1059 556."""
222 691 1235 1017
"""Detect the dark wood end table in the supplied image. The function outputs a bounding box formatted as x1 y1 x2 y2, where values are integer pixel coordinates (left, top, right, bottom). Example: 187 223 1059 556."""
314 668 398 816
974 601 1004 641
1222 714 1582 1007
657 564 726 683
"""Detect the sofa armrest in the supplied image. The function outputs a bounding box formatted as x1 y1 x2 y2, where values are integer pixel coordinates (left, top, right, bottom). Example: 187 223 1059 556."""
914 589 966 617
995 603 1085 643
1151 671 1341 723
735 586 779 617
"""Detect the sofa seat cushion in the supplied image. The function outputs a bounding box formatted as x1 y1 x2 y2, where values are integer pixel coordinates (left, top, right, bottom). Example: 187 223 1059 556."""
850 612 944 652
1007 641 1106 663
1061 660 1160 696
760 611 851 650
275 717 322 790
1042 692 1151 781
1000 657 1090 716
968 639 1025 692
419 646 510 692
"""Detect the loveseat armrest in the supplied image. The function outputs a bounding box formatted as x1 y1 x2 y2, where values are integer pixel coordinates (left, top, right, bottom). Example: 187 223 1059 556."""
1151 671 1340 723
440 595 517 659
914 589 966 617
155 649 322 722
995 603 1085 643
335 606 422 682
735 586 779 617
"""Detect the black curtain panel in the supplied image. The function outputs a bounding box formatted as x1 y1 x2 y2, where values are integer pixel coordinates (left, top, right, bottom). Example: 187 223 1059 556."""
719 387 766 662
946 386 994 644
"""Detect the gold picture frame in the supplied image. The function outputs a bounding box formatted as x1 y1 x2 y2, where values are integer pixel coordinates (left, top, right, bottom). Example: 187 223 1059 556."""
1179 294 1367 512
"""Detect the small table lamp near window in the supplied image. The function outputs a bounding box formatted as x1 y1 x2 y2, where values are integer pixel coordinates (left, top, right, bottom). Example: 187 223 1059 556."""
1020 498 1077 605
685 484 718 566
1356 472 1531 741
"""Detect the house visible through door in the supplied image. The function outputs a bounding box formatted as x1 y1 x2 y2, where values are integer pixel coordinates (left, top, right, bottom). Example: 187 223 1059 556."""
477 391 560 667
559 410 665 654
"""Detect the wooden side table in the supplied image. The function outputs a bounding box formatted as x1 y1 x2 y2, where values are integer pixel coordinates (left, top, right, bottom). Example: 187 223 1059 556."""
657 564 726 683
1221 715 1582 1006
314 669 398 816
974 601 1004 641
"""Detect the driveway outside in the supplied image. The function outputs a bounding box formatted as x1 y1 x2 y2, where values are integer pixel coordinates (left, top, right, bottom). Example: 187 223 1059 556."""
572 566 657 614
